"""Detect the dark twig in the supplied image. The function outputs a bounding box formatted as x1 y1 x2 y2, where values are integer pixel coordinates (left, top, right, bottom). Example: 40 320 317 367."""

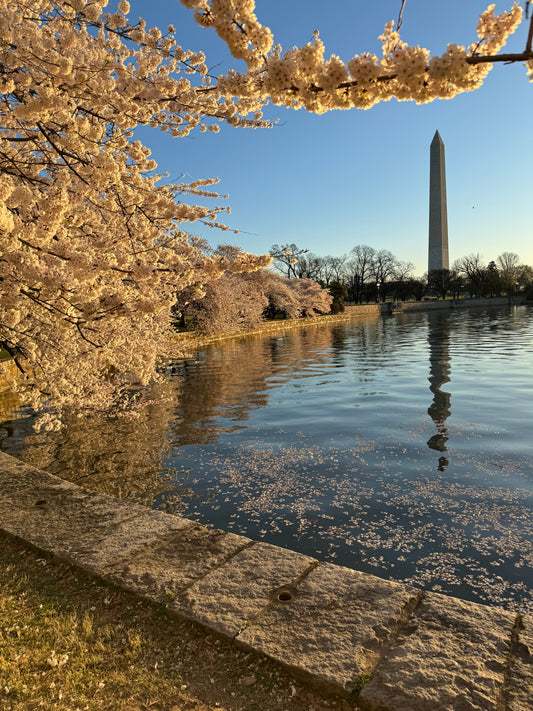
465 49 533 65
397 0 407 31
526 12 533 52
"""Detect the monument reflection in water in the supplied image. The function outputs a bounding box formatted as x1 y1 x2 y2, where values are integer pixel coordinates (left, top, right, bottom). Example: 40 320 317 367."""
426 318 451 472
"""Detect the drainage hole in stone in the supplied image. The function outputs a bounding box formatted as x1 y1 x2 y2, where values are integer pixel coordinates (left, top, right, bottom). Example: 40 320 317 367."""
277 591 293 603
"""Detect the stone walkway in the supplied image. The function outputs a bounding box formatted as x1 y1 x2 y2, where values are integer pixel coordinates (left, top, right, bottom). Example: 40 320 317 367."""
1 451 531 710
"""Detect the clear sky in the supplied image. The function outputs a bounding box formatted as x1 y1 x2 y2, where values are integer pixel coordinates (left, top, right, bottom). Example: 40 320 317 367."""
133 0 532 276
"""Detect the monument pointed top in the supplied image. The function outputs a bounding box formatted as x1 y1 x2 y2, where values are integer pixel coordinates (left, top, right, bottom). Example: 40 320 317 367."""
432 130 443 144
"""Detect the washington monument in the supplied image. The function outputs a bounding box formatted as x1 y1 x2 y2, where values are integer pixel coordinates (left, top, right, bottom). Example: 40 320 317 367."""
428 130 449 274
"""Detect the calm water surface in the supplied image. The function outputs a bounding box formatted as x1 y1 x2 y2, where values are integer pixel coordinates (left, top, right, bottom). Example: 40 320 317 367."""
2 305 532 613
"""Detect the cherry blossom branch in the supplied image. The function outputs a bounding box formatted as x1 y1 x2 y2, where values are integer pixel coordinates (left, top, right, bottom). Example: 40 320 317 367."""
76 321 102 349
465 49 533 64
466 9 533 64
36 123 90 184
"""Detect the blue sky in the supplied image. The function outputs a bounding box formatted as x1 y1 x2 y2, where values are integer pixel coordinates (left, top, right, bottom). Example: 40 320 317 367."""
133 0 532 276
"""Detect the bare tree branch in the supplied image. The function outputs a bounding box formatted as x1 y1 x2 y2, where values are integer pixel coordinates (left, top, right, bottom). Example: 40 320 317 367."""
397 0 407 31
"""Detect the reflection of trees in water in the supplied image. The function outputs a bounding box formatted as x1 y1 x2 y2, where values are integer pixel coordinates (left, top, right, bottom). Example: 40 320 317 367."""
1 379 183 510
169 326 336 446
0 390 22 424
169 337 272 447
426 316 451 472
1 325 338 504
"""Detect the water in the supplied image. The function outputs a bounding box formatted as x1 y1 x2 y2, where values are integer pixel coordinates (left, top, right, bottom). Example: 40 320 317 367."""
2 305 532 613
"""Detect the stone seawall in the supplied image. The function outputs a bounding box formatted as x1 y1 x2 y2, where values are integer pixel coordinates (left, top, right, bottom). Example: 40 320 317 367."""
168 297 525 355
2 451 531 709
384 295 523 314
167 306 380 355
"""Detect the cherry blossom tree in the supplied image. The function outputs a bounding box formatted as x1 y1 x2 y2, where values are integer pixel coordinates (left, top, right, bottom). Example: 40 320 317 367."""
185 271 268 334
289 278 333 316
178 245 332 333
0 0 271 426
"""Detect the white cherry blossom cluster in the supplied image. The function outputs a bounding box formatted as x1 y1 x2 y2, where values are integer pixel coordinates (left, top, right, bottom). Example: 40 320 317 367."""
184 0 524 111
474 2 524 54
182 0 273 71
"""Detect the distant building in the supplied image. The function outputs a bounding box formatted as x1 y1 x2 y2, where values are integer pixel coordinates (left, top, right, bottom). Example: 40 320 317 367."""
428 130 449 274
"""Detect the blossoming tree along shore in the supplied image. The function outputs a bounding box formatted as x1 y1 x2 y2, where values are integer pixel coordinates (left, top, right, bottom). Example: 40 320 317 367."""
1 1 531 426
0 0 272 428
174 245 333 335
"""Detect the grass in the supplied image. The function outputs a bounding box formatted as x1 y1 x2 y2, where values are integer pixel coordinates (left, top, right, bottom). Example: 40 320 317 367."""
0 533 353 711
350 674 373 698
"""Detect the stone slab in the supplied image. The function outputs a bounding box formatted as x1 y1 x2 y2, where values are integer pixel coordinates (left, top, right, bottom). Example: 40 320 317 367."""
0 451 205 575
172 541 317 637
0 451 64 494
508 615 533 711
104 524 252 603
237 561 419 694
0 475 135 553
358 592 515 711
67 508 195 573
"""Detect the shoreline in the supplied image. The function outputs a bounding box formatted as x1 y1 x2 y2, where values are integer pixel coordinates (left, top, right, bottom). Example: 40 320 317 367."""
167 295 527 357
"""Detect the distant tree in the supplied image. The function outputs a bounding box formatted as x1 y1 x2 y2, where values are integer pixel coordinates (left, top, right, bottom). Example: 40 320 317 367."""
314 255 339 287
370 249 398 301
390 261 415 301
454 254 487 298
393 261 415 282
485 261 503 296
517 264 533 288
329 280 348 308
270 244 308 279
329 255 348 284
522 267 533 300
428 269 453 299
295 252 322 280
449 272 466 300
497 252 521 293
345 245 376 303
408 278 427 301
